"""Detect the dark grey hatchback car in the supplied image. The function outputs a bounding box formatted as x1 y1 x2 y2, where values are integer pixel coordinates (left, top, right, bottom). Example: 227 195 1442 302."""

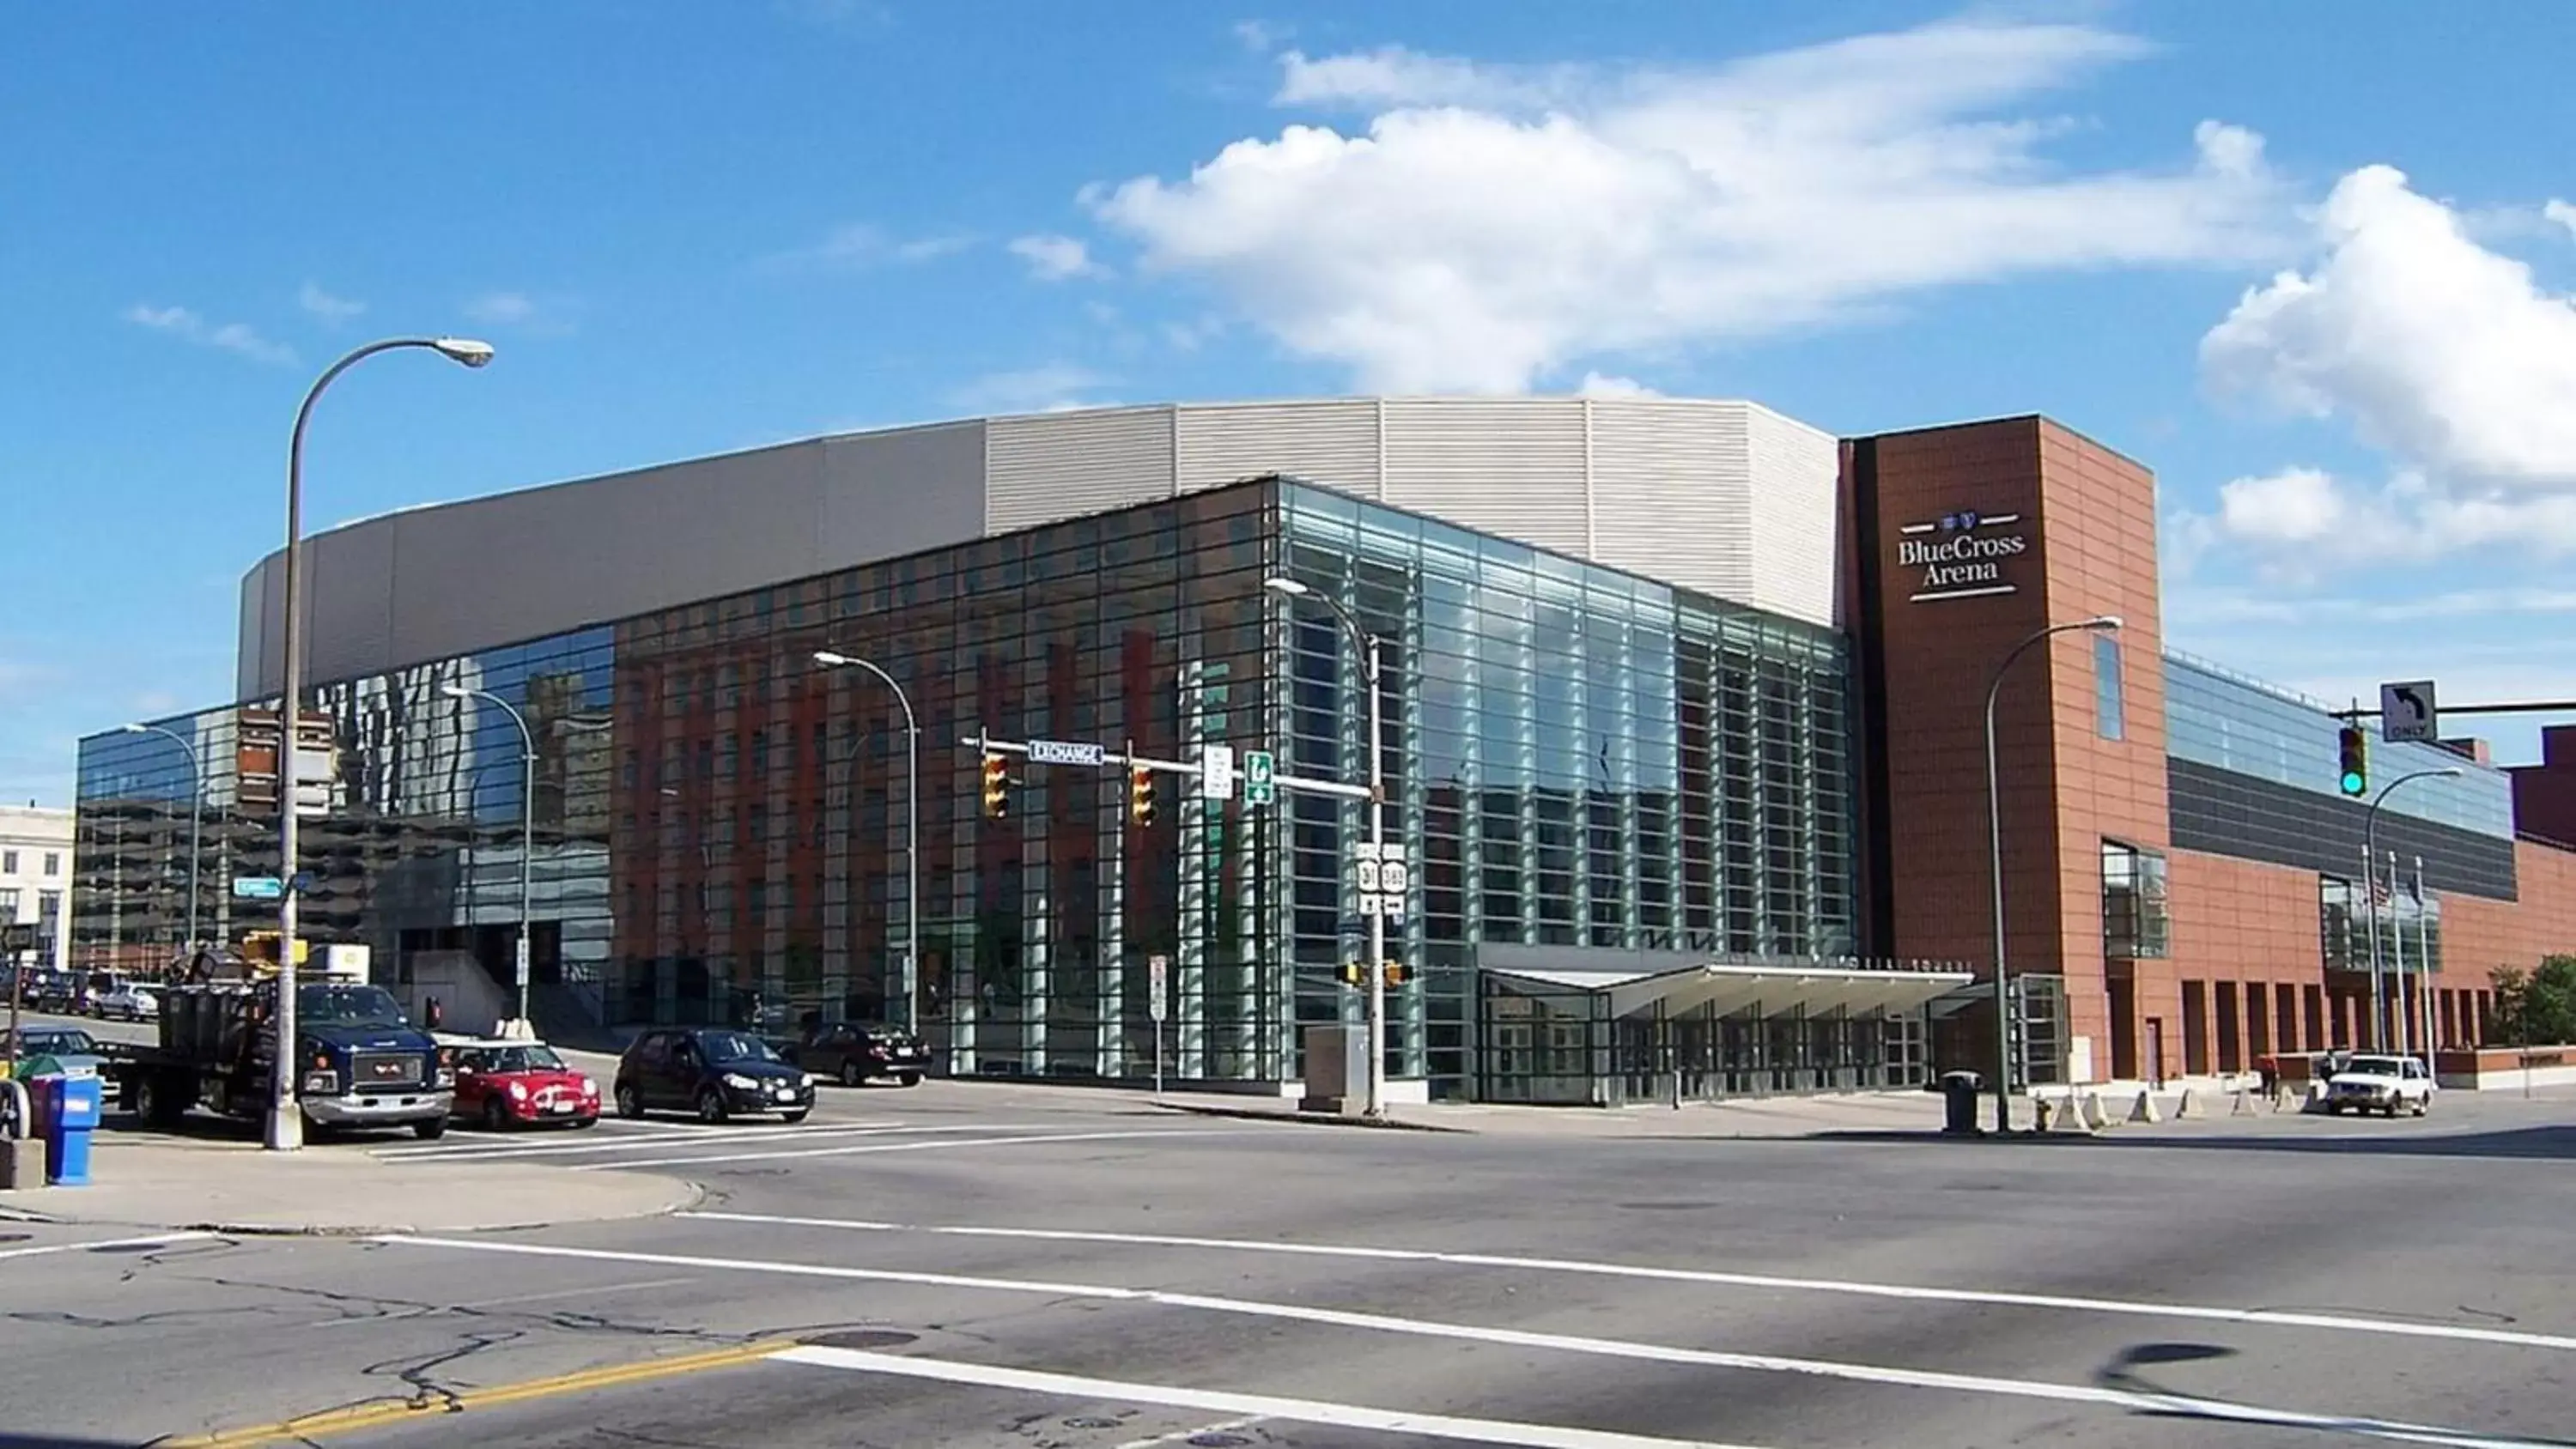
614 1028 815 1124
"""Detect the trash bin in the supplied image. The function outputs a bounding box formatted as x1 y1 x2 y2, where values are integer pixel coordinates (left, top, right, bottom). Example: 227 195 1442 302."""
1937 1070 1983 1136
31 1072 100 1186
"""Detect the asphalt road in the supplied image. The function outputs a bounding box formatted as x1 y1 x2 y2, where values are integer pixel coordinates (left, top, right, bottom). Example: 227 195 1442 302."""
4 1018 2574 1448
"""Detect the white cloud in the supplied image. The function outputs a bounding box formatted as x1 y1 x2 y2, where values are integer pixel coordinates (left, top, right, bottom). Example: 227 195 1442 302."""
1088 19 2285 392
785 222 975 270
1009 233 1108 282
1233 19 1290 53
296 282 365 325
2190 165 2576 567
122 303 297 366
2548 198 2576 241
948 363 1115 415
1576 372 1662 398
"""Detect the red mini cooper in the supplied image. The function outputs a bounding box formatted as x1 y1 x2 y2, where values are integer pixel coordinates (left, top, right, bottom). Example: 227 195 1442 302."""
452 1040 601 1130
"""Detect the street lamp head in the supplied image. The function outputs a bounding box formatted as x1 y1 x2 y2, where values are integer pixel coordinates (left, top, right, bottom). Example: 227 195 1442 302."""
2086 615 2124 632
118 723 149 735
812 650 853 667
430 337 496 368
440 683 474 699
1261 577 1311 598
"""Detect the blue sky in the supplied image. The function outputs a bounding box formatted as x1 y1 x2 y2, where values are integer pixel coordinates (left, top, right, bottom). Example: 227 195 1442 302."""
9 0 2576 803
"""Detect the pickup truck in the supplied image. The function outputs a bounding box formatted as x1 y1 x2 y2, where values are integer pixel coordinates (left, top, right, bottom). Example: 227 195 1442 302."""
2321 1053 2435 1118
106 974 453 1139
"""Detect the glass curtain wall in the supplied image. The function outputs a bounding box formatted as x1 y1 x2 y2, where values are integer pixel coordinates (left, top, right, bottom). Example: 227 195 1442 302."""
1275 484 1857 1100
76 477 1856 1100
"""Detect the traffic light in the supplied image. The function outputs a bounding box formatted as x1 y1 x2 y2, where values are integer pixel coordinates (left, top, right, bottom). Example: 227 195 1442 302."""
1383 961 1406 985
1338 962 1364 987
981 753 1010 819
1128 764 1157 827
2338 724 2369 797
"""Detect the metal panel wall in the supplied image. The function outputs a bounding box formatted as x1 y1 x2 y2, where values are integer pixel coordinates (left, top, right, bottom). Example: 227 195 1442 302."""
1380 398 1590 561
1587 399 1753 606
1174 399 1382 499
984 407 1177 534
1744 403 1843 627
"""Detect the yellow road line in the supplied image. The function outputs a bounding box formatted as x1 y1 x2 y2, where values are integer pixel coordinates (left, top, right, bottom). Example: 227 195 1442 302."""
164 1337 802 1448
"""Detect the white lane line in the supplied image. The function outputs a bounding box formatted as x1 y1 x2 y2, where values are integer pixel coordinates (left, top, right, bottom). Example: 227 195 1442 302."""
1115 1414 1267 1449
0 1231 216 1261
567 1128 1250 1171
772 1344 1768 1449
678 1210 2576 1356
373 1120 958 1162
376 1234 2547 1449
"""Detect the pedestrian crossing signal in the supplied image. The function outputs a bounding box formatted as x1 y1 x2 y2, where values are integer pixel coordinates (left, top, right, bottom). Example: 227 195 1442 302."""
1129 764 1157 827
1336 961 1406 987
982 753 1011 819
2338 724 2368 797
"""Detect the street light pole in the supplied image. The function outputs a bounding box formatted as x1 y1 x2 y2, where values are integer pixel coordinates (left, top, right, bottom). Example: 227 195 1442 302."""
2361 767 2459 1053
1984 615 2122 1135
1265 575 1389 1119
444 684 537 1024
812 652 920 1034
121 723 203 961
270 336 493 1153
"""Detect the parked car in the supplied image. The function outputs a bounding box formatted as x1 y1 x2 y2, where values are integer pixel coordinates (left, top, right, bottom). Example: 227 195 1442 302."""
2322 1053 2435 1117
452 1040 600 1131
613 1028 815 1124
11 1026 112 1074
790 1021 930 1088
94 982 160 1022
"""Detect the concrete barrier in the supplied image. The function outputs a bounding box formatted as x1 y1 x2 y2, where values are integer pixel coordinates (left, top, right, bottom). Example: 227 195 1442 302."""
2127 1088 2162 1125
2081 1090 2113 1130
2233 1086 2257 1116
2050 1093 2093 1135
2174 1088 2206 1119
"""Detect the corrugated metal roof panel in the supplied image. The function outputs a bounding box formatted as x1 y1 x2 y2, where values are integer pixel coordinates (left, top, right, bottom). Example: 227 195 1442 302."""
984 407 1178 533
1587 400 1753 604
1175 400 1382 500
1381 398 1589 560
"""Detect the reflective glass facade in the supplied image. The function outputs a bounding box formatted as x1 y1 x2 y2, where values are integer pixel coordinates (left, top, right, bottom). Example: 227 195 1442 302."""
2163 653 2514 837
72 478 1860 1101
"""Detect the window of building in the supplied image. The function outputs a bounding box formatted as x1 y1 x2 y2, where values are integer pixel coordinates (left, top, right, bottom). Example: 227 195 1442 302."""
1 851 15 875
42 852 58 876
0 888 18 919
2094 634 2125 742
2102 840 2168 958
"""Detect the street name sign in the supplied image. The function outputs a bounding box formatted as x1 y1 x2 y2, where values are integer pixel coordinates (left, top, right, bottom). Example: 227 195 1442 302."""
1027 738 1106 767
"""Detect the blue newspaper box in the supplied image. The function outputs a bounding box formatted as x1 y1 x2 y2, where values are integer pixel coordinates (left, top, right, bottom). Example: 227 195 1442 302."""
34 1073 100 1186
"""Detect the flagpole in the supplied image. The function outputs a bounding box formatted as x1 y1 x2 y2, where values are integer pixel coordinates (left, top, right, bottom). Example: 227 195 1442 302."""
2415 855 2434 1064
2387 850 2408 1055
2360 844 2384 1052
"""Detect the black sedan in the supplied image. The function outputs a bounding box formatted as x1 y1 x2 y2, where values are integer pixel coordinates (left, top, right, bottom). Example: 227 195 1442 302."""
790 1022 930 1088
612 1028 816 1124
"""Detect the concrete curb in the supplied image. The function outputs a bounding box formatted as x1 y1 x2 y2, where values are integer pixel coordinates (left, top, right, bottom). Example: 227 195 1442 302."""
1147 1101 1474 1134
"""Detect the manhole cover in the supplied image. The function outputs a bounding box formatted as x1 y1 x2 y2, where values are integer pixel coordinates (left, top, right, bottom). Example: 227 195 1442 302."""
806 1329 920 1350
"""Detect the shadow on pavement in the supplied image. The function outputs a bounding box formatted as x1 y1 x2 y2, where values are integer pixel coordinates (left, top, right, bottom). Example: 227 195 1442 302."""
0 1434 153 1448
1799 1125 2576 1160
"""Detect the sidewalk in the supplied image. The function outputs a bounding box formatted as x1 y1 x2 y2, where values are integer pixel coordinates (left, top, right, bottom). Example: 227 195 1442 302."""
0 1132 698 1235
1150 1088 1957 1137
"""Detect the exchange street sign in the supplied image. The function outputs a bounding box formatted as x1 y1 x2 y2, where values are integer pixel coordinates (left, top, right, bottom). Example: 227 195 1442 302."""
0 922 35 954
1200 743 1236 800
232 876 287 901
1026 738 1106 768
2380 681 2438 744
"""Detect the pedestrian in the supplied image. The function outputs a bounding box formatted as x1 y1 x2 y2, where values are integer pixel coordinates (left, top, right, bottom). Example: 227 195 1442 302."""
424 995 444 1031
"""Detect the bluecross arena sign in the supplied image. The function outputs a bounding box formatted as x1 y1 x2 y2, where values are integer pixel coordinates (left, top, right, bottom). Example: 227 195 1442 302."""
1895 510 2027 603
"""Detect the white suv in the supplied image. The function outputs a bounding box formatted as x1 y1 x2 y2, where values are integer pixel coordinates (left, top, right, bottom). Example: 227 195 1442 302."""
2324 1054 2435 1118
